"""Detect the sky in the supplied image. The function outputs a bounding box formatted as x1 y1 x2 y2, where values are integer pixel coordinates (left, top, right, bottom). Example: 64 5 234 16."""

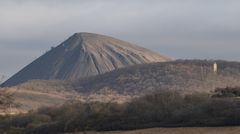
1 0 240 79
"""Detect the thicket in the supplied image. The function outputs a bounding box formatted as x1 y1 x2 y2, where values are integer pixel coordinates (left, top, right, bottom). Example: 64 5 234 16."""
0 90 240 134
213 87 240 97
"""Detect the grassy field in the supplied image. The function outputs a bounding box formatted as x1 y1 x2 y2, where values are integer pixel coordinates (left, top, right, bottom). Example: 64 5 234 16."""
68 127 240 134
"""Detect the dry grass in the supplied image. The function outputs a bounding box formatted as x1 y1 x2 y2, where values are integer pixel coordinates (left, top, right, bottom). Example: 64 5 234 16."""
1 86 132 113
69 127 240 134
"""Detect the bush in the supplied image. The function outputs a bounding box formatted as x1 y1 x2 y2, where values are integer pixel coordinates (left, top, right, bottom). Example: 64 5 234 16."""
213 87 240 97
1 90 240 133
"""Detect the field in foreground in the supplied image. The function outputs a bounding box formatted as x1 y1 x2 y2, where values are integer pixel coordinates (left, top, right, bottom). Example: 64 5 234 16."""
69 127 240 134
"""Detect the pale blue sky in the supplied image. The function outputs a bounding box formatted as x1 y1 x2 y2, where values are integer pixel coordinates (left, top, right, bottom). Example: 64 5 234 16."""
1 0 240 79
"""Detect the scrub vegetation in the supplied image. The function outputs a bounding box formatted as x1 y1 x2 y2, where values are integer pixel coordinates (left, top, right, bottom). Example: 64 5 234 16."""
1 89 240 134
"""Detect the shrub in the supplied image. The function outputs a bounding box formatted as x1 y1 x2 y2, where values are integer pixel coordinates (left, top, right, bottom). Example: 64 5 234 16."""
1 90 240 133
213 87 240 97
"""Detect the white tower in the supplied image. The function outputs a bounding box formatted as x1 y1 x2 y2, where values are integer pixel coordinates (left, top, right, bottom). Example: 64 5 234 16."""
213 62 218 74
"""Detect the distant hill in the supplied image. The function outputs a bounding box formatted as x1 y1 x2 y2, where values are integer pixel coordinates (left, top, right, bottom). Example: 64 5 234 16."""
5 60 240 112
1 33 171 87
12 60 240 94
71 60 240 94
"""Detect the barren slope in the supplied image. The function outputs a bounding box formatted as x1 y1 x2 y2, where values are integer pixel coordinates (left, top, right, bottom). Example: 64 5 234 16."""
1 33 171 87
